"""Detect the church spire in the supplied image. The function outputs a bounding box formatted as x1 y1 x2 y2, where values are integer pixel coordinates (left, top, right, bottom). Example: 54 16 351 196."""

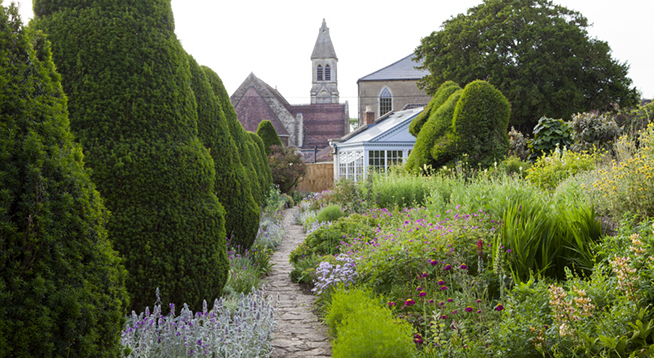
311 19 337 59
311 19 339 104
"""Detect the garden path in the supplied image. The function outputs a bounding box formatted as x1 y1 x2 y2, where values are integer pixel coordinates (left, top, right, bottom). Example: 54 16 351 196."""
263 207 332 358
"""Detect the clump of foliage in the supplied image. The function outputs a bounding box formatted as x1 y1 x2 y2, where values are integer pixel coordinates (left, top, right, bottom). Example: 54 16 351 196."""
609 102 654 136
570 111 620 152
409 80 461 137
494 156 531 178
528 117 573 162
508 126 530 161
269 145 307 193
256 120 283 155
0 4 128 356
247 132 273 202
33 0 229 311
121 288 276 358
449 80 511 169
328 287 417 358
526 147 599 190
316 205 344 223
414 0 639 132
581 124 654 219
407 86 463 171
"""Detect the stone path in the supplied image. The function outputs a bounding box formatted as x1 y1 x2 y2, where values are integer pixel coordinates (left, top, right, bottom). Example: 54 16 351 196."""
263 207 332 358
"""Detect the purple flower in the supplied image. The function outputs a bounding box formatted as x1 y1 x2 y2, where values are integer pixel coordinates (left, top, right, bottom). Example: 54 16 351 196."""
476 299 482 304
447 298 454 302
419 291 427 297
438 301 445 306
405 298 416 307
438 279 445 285
451 310 458 314
465 306 473 313
414 333 423 344
440 286 448 291
460 263 468 270
429 299 434 304
416 286 423 292
477 310 482 314
422 271 429 278
444 264 452 270
495 304 504 311
388 301 396 307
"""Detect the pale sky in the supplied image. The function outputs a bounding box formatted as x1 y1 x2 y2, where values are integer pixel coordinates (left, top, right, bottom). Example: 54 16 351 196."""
16 0 654 118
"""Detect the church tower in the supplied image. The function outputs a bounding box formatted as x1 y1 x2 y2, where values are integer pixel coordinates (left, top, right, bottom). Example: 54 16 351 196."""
311 19 339 104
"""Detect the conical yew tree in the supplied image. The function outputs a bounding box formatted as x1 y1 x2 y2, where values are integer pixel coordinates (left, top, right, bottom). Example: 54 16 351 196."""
0 3 127 356
32 0 228 311
188 55 260 249
256 120 283 155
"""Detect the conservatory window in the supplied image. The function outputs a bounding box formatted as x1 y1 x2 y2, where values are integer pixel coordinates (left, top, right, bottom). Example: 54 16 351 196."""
325 65 331 81
379 87 392 116
387 150 403 167
317 65 323 81
355 152 364 181
339 152 347 179
368 150 386 173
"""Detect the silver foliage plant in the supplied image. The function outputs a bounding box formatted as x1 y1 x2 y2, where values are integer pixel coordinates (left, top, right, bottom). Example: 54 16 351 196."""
121 287 277 358
256 216 285 250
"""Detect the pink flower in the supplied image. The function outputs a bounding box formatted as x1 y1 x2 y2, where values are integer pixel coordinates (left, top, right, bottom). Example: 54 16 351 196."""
444 264 452 270
465 306 473 313
495 303 504 311
419 291 427 297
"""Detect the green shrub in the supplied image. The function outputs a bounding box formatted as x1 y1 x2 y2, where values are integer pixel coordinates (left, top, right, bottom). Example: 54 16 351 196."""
281 193 294 208
570 111 620 153
372 170 434 209
269 145 307 193
407 88 463 172
204 66 264 206
329 287 417 358
495 155 531 178
316 205 344 223
409 80 461 137
289 254 321 284
508 126 530 161
581 126 654 220
256 119 283 155
528 117 573 162
450 80 511 169
188 56 261 250
0 5 128 356
289 219 376 264
526 147 599 190
32 0 228 311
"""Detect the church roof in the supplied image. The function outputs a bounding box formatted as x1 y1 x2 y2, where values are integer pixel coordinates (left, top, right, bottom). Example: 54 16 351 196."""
311 19 337 60
358 54 429 82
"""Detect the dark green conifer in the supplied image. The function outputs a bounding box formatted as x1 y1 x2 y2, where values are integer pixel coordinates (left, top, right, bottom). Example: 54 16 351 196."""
188 56 260 248
256 120 283 155
32 0 228 311
203 67 265 206
248 131 273 193
0 4 128 356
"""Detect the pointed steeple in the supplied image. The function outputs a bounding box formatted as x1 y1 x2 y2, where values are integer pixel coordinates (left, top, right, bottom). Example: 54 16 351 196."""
311 19 337 60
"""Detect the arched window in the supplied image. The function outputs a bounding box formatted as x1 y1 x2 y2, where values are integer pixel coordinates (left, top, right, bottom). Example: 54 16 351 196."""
325 65 331 81
379 87 392 116
317 65 323 81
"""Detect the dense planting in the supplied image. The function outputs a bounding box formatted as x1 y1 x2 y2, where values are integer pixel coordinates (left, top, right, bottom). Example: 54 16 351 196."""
0 5 128 356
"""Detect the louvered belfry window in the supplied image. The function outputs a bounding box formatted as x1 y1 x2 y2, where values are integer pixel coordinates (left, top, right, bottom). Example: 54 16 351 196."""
317 65 323 81
325 65 331 81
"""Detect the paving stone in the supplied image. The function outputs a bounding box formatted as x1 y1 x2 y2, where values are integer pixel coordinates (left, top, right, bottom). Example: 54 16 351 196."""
263 208 332 358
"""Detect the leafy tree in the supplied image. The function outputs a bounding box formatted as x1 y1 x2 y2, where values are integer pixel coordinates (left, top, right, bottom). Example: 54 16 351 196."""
188 56 260 250
0 4 128 356
256 120 283 155
414 0 639 132
32 0 228 311
269 145 307 194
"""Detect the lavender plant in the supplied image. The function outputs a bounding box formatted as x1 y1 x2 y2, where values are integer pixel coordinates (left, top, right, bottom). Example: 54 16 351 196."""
312 254 358 295
121 288 276 358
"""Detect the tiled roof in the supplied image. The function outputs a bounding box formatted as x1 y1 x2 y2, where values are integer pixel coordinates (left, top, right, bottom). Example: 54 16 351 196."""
234 86 289 136
289 103 347 150
358 54 429 82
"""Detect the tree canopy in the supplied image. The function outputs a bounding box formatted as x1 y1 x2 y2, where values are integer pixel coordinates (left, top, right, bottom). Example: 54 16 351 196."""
414 0 639 132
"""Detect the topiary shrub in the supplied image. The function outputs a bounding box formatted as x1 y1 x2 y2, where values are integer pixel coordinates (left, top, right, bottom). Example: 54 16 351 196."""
188 56 261 251
256 120 283 155
203 67 264 205
269 145 307 194
32 0 228 311
202 66 261 247
406 88 463 172
248 131 273 190
0 5 128 356
316 205 344 223
450 80 511 169
528 117 573 162
409 80 461 137
570 111 620 153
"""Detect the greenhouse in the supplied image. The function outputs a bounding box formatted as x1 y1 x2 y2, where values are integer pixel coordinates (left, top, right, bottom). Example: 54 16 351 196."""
330 106 422 181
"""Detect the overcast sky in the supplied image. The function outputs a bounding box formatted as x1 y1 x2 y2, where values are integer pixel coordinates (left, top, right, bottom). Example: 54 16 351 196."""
16 0 654 118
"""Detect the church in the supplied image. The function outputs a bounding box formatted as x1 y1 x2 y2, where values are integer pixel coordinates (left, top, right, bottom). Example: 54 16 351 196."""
230 20 349 162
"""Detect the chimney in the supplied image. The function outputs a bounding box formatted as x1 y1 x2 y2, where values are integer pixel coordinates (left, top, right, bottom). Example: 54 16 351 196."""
364 106 375 125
